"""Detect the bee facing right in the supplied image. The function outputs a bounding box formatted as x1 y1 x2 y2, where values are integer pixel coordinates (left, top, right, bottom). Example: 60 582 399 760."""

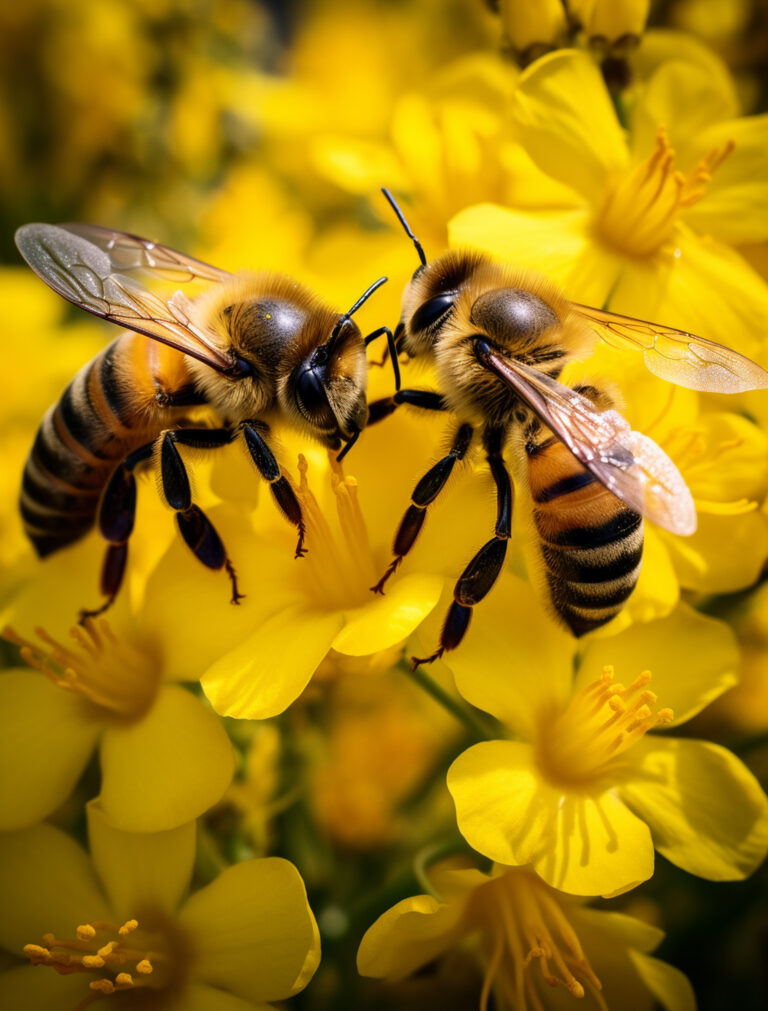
369 190 768 668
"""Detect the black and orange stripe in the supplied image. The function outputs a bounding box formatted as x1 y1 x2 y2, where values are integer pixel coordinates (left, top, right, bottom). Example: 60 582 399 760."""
526 434 643 636
20 337 155 557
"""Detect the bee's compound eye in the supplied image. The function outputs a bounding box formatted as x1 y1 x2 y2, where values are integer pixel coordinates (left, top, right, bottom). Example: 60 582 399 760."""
410 292 456 334
296 366 331 420
231 356 254 378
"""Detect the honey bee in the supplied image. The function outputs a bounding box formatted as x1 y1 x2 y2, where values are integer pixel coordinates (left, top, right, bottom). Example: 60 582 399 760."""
16 223 395 617
370 190 768 667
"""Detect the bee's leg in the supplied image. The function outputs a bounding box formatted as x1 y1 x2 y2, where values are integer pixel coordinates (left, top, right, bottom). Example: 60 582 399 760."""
411 426 512 669
158 428 245 604
367 389 446 426
240 422 307 558
364 326 401 390
372 422 473 594
79 441 155 621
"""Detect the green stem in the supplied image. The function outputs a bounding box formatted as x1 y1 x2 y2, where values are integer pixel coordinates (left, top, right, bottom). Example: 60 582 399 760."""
400 660 495 742
609 87 629 130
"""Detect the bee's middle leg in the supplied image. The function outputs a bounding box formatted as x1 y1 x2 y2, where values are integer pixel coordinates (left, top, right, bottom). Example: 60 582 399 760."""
159 428 245 604
412 425 512 669
240 422 307 558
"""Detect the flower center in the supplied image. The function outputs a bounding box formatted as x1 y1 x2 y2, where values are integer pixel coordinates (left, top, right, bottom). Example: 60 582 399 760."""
3 618 162 722
534 666 674 788
597 126 733 256
295 453 378 609
24 916 172 1009
473 869 603 1011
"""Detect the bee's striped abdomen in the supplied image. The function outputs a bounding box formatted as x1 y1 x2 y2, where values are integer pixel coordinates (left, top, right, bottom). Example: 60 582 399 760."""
526 436 643 636
20 338 145 558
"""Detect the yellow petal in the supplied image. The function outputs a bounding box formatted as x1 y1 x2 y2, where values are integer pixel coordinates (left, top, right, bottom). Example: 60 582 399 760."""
441 574 573 737
310 135 406 195
0 671 100 830
181 985 274 1010
0 966 88 1010
450 204 600 293
357 893 466 982
532 791 655 898
201 606 344 719
637 30 738 117
628 951 697 1011
620 737 768 880
658 229 768 362
574 907 664 954
511 50 628 204
660 509 768 594
179 858 320 1001
577 603 738 727
683 116 768 245
333 572 443 656
630 58 739 164
0 823 111 954
99 685 234 832
87 801 196 919
448 740 545 866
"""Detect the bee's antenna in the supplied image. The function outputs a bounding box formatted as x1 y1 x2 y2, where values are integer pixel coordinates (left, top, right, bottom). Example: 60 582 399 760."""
381 188 427 267
327 275 388 354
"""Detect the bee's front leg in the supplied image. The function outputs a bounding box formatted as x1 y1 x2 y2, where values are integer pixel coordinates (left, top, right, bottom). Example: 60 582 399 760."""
239 421 307 558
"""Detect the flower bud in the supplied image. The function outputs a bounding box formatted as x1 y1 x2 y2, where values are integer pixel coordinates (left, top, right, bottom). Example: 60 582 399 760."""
499 0 567 58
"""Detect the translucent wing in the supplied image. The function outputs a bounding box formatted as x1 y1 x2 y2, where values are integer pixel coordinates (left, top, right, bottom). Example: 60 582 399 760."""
574 303 768 394
475 342 697 535
61 223 231 283
15 223 235 373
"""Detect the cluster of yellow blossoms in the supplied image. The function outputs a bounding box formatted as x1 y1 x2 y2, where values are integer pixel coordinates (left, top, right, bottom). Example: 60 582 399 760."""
1 1 767 1009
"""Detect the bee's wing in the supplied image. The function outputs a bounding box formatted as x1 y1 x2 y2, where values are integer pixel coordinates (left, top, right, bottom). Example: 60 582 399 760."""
574 303 768 394
61 223 231 283
476 343 697 535
15 223 235 373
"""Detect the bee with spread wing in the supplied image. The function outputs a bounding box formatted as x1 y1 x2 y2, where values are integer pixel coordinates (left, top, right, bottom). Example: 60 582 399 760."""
16 223 394 618
369 191 767 667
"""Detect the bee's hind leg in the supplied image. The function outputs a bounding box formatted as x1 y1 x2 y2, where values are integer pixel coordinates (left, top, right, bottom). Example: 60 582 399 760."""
159 428 245 604
411 426 512 670
79 442 155 622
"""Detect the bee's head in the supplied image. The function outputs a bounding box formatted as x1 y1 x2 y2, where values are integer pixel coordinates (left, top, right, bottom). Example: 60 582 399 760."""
289 276 388 454
292 314 368 448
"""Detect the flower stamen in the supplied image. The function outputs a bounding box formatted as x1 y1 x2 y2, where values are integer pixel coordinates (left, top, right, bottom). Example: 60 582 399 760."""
597 126 734 256
535 666 675 787
2 619 161 722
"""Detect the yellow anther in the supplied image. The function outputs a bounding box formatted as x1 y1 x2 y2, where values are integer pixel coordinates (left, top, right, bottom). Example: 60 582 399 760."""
81 955 105 969
136 959 154 974
23 943 50 959
118 919 138 935
115 972 134 988
77 924 96 940
568 980 586 997
656 708 675 724
42 933 56 946
97 941 117 958
608 695 626 713
90 979 115 994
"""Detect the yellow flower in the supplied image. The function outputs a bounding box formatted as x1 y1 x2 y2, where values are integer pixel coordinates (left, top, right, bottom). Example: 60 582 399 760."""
0 803 320 1009
451 49 768 360
190 399 494 720
498 0 566 58
0 541 236 833
568 0 650 44
308 665 460 850
358 860 695 1010
442 576 768 896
